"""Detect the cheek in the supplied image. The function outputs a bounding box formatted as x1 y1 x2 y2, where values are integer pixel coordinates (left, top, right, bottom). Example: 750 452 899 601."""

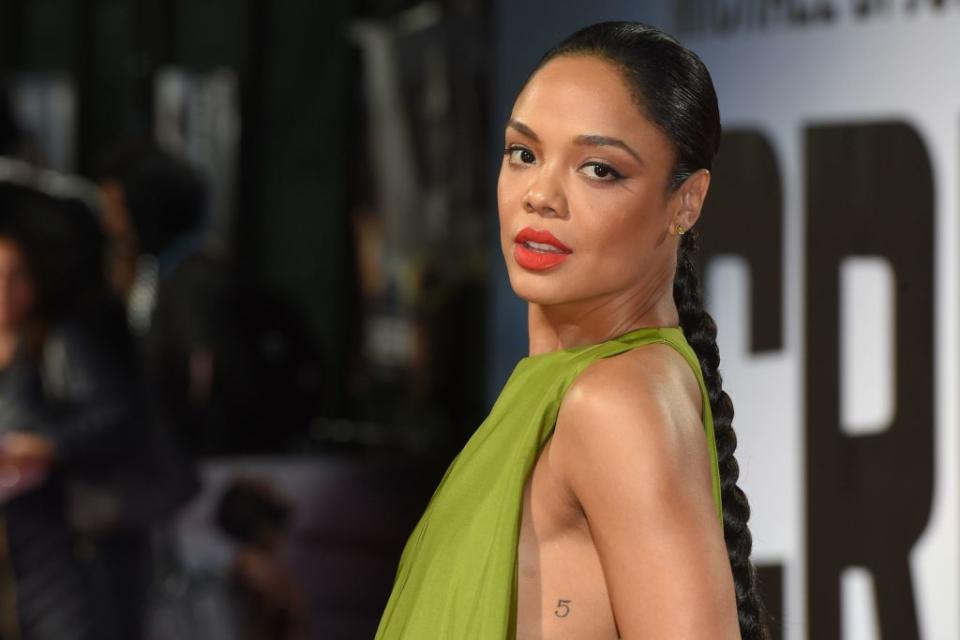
496 170 507 223
497 167 522 239
567 189 669 291
573 189 656 258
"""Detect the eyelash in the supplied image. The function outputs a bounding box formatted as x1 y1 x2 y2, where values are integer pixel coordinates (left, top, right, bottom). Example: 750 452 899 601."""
503 145 535 165
502 145 623 183
581 161 623 182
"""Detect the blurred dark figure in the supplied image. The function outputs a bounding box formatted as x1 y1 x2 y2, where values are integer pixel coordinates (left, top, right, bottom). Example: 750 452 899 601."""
0 78 23 156
0 185 158 640
216 477 304 640
96 144 316 455
0 84 21 158
97 143 207 319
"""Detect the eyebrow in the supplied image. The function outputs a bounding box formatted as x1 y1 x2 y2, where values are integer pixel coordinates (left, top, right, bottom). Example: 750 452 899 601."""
506 119 643 165
507 119 539 141
574 134 644 165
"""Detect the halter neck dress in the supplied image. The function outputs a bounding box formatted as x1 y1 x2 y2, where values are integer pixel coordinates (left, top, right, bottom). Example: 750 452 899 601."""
375 325 723 639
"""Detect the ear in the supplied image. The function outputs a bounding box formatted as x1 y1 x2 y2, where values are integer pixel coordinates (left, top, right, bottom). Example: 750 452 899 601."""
670 168 711 235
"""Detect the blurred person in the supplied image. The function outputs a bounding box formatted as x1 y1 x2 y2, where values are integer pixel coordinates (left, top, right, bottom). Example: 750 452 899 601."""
0 184 150 640
96 143 207 329
375 22 769 640
216 477 305 640
95 143 315 455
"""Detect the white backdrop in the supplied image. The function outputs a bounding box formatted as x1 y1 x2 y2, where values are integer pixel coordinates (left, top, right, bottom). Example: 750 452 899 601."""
686 7 958 640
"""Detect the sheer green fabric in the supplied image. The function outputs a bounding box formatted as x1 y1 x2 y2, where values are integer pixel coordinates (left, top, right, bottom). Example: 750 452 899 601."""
375 326 723 639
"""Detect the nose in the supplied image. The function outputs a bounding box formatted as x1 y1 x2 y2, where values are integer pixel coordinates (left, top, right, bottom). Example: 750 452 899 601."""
523 167 567 218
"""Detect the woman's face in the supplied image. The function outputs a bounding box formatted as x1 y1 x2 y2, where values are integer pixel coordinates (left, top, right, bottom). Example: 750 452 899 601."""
497 54 685 309
0 238 35 331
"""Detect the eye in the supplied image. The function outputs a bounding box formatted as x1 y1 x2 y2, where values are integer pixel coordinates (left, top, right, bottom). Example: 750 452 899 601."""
504 145 536 165
580 161 622 182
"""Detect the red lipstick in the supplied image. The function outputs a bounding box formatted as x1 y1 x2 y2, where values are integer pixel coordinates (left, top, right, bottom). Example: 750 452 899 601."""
512 227 572 271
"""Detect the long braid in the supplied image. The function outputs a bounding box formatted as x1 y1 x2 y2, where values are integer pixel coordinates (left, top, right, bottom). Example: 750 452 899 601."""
674 229 770 639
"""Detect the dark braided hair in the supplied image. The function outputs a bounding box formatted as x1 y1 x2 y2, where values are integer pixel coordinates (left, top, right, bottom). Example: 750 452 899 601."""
526 22 770 638
675 228 768 638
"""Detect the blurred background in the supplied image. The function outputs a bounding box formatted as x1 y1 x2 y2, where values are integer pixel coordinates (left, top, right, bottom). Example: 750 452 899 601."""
0 1 957 639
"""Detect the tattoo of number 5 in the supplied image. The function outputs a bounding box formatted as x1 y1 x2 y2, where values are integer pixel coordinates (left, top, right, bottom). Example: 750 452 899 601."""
554 599 572 618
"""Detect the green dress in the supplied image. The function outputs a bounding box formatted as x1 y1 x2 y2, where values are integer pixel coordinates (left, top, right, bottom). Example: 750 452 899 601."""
375 325 723 639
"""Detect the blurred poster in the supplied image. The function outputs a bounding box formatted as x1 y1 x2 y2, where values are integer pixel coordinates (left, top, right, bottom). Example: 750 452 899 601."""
10 73 76 172
154 67 240 250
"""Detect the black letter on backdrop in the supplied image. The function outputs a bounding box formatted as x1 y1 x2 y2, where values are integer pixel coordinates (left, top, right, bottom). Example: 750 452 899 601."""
805 122 934 640
696 130 784 353
697 130 785 638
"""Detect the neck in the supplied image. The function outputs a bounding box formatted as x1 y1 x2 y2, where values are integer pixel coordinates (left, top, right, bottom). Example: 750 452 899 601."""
526 277 679 356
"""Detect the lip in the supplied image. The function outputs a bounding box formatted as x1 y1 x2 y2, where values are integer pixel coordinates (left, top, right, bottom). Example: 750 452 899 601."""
512 227 572 271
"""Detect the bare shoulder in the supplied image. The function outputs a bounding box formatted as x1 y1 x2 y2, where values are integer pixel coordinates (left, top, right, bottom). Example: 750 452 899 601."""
568 342 702 417
550 342 711 512
546 343 738 637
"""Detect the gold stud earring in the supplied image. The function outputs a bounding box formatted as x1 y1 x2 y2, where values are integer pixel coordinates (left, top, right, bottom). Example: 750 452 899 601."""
675 224 685 236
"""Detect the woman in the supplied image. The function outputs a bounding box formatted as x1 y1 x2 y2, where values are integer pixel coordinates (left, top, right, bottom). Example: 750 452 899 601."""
376 22 768 639
0 187 150 640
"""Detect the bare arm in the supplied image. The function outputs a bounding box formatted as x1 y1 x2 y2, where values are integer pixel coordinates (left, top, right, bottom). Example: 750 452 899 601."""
551 345 740 639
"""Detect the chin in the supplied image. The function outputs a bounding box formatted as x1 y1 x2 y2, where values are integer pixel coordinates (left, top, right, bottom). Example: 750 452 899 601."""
506 267 579 306
500 241 598 305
